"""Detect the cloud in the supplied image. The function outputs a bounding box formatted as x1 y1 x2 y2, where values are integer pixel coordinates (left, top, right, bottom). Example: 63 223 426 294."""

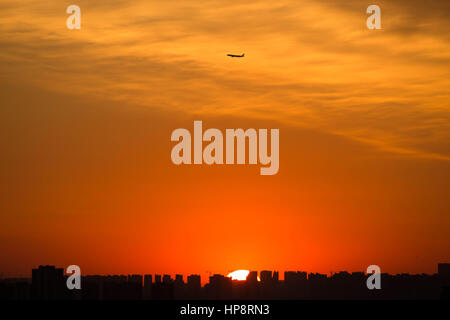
0 0 449 161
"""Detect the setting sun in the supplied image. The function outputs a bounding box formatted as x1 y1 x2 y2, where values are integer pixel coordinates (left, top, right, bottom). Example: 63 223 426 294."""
227 270 261 281
227 270 250 281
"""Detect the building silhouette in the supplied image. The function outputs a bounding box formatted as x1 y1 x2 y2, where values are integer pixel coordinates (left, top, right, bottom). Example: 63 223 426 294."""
31 265 65 300
0 263 449 300
143 274 152 299
186 274 201 299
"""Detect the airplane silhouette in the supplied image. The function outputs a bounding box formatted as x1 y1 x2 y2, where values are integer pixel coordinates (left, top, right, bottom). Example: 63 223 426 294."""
227 53 245 58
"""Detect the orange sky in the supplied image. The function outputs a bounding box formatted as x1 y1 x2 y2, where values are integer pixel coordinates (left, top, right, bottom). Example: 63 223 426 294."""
0 0 449 279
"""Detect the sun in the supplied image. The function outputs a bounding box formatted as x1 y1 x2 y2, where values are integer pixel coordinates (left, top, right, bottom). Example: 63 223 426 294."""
227 270 250 281
227 270 261 281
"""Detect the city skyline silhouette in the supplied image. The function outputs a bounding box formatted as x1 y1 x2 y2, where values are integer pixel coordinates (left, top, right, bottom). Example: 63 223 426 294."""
1 263 449 300
1 1 450 281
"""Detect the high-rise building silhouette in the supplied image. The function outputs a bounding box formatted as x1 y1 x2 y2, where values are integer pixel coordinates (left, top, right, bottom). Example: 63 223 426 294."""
247 271 258 283
163 274 172 284
143 274 152 299
31 265 65 300
273 271 279 282
260 270 273 284
438 263 450 282
187 274 201 298
128 275 143 300
208 274 232 299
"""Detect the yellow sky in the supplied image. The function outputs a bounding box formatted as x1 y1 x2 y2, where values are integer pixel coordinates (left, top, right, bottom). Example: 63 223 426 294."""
0 1 449 277
1 0 449 159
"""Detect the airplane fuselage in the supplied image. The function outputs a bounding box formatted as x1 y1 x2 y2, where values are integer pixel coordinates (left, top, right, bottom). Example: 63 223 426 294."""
227 53 245 58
